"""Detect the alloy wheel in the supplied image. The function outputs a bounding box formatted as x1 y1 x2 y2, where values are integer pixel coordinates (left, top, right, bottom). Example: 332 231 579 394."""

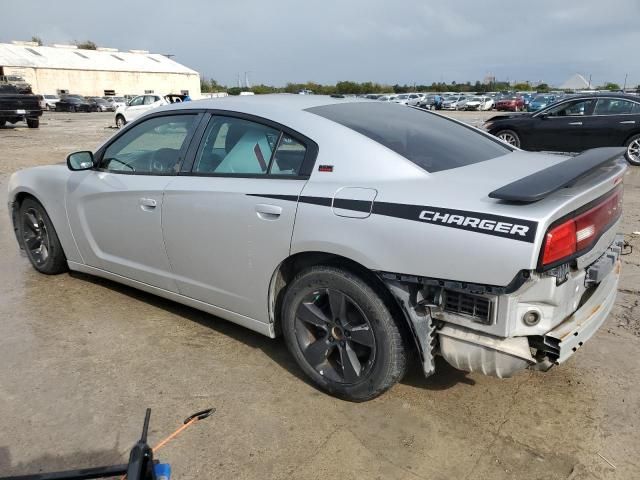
497 131 520 147
294 288 376 384
628 138 640 163
21 208 50 266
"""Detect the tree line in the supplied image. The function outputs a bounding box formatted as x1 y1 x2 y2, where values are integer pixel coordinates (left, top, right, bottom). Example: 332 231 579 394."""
202 78 640 95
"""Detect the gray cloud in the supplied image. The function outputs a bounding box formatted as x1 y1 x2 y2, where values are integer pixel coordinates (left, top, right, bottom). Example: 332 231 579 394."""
2 0 639 87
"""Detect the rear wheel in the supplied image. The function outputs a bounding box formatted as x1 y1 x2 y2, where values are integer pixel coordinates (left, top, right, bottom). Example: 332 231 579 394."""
625 134 640 166
281 266 408 401
116 115 126 129
17 198 67 274
495 129 521 148
26 118 39 128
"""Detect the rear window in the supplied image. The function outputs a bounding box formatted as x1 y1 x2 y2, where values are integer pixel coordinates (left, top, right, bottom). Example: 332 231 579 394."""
306 102 510 172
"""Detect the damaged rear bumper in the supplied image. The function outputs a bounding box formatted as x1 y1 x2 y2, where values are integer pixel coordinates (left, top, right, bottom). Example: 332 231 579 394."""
437 258 620 377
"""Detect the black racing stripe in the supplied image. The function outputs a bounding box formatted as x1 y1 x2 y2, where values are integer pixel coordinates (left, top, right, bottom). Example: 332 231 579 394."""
372 202 537 243
247 194 537 243
332 198 372 213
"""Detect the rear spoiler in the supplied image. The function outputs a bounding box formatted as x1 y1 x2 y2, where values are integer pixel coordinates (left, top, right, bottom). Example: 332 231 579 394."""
489 147 626 203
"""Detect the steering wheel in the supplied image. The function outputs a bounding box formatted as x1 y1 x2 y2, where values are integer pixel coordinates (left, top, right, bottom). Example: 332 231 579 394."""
150 148 176 173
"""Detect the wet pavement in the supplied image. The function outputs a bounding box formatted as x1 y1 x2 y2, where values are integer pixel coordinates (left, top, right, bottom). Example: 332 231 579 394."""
0 111 639 479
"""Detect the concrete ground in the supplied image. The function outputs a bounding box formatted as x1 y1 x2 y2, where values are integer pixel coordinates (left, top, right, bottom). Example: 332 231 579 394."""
0 111 639 480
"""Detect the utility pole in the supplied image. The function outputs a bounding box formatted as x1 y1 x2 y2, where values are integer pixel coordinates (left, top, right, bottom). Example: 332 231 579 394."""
588 74 592 89
623 73 628 91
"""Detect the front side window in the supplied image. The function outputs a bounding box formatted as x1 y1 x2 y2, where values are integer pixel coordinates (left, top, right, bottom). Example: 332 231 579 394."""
594 98 639 115
307 102 509 173
101 115 196 174
193 116 280 175
546 99 596 117
129 96 144 106
143 95 158 105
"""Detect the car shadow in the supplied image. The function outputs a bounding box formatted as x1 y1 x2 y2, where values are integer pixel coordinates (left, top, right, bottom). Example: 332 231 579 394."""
68 271 473 394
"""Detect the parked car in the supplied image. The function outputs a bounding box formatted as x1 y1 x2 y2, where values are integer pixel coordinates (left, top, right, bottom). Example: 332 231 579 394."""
442 95 468 110
0 83 42 128
417 94 436 109
87 97 113 112
484 93 640 165
103 96 127 110
36 94 47 110
56 95 92 112
465 96 494 111
8 96 627 400
114 94 168 128
495 95 525 112
377 94 397 102
407 93 426 106
42 94 60 110
527 94 557 112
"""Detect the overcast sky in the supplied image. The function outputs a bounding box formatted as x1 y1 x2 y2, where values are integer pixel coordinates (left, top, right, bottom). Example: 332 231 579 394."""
2 0 639 88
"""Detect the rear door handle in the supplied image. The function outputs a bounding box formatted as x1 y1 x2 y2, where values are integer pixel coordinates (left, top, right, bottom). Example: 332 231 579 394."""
620 120 636 124
568 122 583 126
255 203 282 220
139 197 157 210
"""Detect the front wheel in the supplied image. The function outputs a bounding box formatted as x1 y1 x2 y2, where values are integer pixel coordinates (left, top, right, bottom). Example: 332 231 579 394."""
625 134 640 166
116 115 126 129
495 129 521 148
17 198 68 274
27 118 39 128
281 266 408 401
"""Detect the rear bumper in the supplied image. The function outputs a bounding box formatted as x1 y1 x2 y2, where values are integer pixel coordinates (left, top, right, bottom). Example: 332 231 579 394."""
542 259 620 364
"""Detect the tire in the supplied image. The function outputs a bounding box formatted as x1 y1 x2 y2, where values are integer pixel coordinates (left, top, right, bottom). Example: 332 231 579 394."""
16 198 68 275
26 118 39 128
116 115 126 129
624 134 640 166
494 129 521 148
281 265 408 401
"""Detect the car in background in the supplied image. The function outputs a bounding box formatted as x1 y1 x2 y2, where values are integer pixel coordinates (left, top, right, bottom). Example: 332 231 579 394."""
442 95 468 110
484 93 640 165
55 95 93 112
0 83 42 128
417 94 436 109
114 94 168 128
87 97 113 112
527 94 557 112
495 95 525 112
465 96 494 111
103 96 127 110
377 94 397 102
42 94 60 110
393 94 411 104
407 93 426 106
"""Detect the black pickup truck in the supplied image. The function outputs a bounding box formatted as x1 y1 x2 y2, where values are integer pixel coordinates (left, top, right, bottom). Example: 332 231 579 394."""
0 84 42 128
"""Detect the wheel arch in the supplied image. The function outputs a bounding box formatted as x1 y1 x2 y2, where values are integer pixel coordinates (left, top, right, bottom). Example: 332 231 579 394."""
11 191 54 248
268 251 420 357
623 130 640 145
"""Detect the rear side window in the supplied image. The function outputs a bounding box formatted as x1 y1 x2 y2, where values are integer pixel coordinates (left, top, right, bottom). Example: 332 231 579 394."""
306 102 509 173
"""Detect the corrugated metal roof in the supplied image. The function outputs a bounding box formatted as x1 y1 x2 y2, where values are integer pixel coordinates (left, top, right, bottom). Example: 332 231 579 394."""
0 42 198 75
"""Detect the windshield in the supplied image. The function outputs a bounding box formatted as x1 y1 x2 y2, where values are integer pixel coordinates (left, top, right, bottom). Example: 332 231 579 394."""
307 102 510 173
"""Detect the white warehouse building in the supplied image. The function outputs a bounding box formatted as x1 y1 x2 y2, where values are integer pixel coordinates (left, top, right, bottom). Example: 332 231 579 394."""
0 41 201 97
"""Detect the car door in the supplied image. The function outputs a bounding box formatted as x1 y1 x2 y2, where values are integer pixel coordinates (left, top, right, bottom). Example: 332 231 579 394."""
124 95 146 121
530 98 596 152
66 112 203 291
162 113 317 324
581 97 640 149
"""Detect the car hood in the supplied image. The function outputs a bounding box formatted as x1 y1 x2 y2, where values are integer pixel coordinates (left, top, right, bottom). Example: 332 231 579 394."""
485 112 532 122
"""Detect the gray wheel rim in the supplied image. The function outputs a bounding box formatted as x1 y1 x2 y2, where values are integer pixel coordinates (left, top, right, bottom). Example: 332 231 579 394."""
22 208 50 266
628 139 640 163
294 288 376 384
498 132 519 147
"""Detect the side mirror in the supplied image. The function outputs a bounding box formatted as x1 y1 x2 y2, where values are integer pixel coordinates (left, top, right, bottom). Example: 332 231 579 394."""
538 112 549 119
67 151 94 171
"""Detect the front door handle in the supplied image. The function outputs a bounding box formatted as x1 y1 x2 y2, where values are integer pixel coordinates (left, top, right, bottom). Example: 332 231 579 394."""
255 203 282 220
568 122 583 126
139 197 157 210
620 120 636 124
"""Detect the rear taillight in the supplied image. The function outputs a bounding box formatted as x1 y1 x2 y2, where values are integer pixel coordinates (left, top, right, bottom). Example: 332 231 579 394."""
540 187 623 268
